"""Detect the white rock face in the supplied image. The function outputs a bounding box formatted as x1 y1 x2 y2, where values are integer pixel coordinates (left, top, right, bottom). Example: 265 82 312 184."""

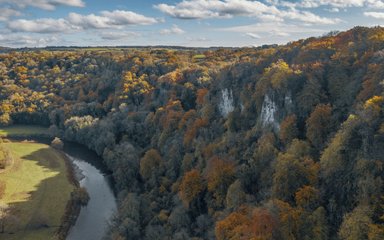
219 89 235 117
284 93 293 107
260 94 277 127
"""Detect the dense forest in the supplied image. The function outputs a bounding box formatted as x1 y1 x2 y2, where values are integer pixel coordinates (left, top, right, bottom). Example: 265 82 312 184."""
1 26 384 239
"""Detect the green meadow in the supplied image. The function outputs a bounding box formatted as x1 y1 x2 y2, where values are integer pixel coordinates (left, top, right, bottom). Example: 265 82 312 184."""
0 137 74 240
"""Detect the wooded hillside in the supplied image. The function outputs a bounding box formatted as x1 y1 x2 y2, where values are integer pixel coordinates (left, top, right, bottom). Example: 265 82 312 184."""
1 26 384 239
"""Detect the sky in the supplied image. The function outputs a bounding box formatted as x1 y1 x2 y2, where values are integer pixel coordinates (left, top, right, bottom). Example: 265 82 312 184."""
0 0 384 47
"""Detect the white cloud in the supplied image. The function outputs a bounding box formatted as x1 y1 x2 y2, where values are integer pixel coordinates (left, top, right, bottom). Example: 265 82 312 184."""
186 36 210 42
221 22 324 36
160 25 185 35
281 0 384 9
8 18 74 33
326 7 340 12
0 0 85 10
68 11 158 29
281 9 341 24
68 13 113 29
0 8 22 21
0 34 60 47
364 11 384 18
154 0 339 25
154 0 279 19
245 32 261 39
7 10 158 33
101 10 158 25
100 31 141 40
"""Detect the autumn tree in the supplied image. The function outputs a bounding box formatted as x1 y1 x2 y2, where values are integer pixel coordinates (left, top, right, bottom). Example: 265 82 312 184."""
121 71 153 109
272 140 319 203
140 149 164 181
295 185 320 210
179 169 205 208
215 209 249 240
279 114 299 145
306 104 332 150
263 59 295 90
206 157 236 208
338 205 372 240
215 207 277 240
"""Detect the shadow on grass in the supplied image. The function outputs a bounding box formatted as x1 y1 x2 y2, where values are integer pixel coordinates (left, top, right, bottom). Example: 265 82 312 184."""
0 146 75 240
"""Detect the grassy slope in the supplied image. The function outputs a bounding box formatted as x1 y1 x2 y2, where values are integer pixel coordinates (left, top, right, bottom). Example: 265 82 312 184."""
0 125 48 137
0 142 74 240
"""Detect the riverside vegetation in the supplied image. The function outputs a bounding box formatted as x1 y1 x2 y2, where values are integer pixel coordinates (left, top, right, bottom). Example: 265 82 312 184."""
0 26 384 239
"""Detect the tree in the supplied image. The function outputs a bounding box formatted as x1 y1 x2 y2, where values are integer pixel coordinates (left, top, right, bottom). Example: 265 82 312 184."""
196 88 208 106
0 113 12 126
306 104 332 150
0 142 11 169
241 132 278 196
295 185 320 210
206 157 236 207
215 207 277 240
51 137 64 150
140 149 163 180
263 59 296 90
279 114 299 145
215 208 249 240
272 140 319 203
179 169 205 208
248 208 277 240
72 187 90 206
225 180 246 210
339 205 372 240
121 71 153 108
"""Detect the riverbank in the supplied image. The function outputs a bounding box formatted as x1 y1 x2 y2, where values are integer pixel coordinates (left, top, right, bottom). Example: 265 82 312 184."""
0 141 75 240
0 125 116 240
0 125 86 240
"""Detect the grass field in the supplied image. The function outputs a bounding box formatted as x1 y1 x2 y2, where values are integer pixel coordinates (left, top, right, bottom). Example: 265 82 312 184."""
0 125 48 138
0 141 74 240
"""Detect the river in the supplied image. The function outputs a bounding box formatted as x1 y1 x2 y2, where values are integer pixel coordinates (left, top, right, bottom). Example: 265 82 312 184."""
63 142 117 240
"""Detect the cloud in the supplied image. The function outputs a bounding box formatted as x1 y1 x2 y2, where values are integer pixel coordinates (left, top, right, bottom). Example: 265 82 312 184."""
0 8 22 21
160 25 185 35
221 22 324 37
281 9 341 24
186 36 210 42
281 0 384 9
326 7 340 12
8 18 74 33
364 11 384 18
7 10 158 33
245 32 261 39
101 10 158 25
100 31 141 40
154 0 339 24
154 0 279 19
0 34 60 47
67 13 113 29
0 0 85 10
68 11 158 29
